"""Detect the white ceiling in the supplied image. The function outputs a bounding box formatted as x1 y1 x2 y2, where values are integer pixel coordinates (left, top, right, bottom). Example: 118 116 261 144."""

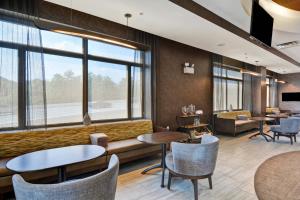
45 0 300 74
194 0 300 71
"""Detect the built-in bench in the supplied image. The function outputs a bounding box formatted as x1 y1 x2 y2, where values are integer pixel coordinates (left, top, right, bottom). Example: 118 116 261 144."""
0 119 160 195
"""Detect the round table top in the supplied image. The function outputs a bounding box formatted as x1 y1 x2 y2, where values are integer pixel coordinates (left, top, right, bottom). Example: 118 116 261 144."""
6 145 105 173
266 114 289 118
255 151 300 200
137 131 189 145
251 117 275 122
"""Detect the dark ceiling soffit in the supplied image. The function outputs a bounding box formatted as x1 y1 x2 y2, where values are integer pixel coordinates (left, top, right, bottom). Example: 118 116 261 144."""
169 0 300 68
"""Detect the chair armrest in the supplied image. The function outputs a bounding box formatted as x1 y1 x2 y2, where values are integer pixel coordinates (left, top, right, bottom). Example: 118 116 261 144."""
90 133 108 147
214 117 236 134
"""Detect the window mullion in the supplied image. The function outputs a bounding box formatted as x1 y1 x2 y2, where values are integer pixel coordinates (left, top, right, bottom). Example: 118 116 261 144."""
18 48 26 129
82 38 88 117
128 65 132 119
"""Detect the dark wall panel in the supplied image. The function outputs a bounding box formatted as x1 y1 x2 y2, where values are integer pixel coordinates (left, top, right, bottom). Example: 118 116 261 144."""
156 38 212 129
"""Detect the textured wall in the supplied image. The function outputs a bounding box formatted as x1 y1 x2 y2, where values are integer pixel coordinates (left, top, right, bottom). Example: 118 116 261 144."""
278 73 300 112
156 38 212 129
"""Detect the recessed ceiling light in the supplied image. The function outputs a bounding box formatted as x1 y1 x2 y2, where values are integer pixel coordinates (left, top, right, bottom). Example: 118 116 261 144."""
217 43 225 47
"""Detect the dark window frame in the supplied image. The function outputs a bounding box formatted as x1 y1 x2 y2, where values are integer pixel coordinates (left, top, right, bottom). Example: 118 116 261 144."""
0 21 145 131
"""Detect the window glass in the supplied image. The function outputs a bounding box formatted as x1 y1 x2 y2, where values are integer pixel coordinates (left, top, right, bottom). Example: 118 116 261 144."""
227 80 238 110
0 48 18 128
88 40 141 63
88 60 128 120
213 66 226 77
227 69 243 80
0 20 41 46
213 78 227 111
44 54 83 124
239 82 243 109
132 66 142 118
41 30 83 53
266 85 270 107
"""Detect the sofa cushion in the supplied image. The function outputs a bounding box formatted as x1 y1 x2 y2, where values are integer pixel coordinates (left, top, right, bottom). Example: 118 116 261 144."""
106 138 153 155
218 111 252 120
236 115 248 120
0 158 13 177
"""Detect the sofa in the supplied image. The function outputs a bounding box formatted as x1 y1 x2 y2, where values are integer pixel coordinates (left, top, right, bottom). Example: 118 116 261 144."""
214 111 259 136
266 107 280 115
0 119 160 197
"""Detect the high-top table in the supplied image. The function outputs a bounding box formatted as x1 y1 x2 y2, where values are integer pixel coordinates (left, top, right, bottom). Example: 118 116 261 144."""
137 132 189 187
6 145 106 182
255 151 300 200
249 117 275 142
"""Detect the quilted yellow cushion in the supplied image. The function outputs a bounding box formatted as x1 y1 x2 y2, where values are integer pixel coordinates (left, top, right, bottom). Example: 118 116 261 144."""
218 110 252 119
266 107 280 113
93 120 153 142
0 120 153 158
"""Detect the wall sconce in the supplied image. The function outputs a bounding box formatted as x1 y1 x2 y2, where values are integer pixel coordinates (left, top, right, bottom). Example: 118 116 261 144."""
183 62 195 75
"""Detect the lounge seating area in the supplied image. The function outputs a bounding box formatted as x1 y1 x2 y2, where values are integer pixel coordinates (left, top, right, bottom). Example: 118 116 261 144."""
1 0 300 200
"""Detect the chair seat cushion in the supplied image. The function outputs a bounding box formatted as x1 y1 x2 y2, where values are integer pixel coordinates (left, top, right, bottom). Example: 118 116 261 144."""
106 139 152 155
270 125 282 133
0 158 14 177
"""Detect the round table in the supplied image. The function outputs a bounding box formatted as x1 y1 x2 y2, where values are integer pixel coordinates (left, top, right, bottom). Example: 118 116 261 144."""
137 131 189 187
6 145 106 182
266 114 289 124
255 151 300 200
249 117 275 142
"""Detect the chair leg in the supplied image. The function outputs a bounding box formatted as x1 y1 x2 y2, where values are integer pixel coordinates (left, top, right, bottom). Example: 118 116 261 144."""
273 132 276 142
294 135 297 142
167 172 172 190
208 176 212 189
290 136 293 145
277 135 279 140
191 179 198 200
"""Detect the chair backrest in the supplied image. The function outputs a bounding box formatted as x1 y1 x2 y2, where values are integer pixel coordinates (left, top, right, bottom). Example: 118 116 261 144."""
280 118 300 134
171 135 219 177
12 155 119 200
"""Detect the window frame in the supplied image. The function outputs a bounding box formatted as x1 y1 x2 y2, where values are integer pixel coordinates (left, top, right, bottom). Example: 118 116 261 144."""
0 20 145 131
213 67 243 112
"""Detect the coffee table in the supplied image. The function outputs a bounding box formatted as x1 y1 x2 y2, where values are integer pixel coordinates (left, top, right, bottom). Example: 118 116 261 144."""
249 117 275 142
6 145 106 182
137 132 189 187
255 151 300 200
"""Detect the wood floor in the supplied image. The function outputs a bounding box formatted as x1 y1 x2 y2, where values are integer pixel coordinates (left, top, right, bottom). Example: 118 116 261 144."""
116 128 300 200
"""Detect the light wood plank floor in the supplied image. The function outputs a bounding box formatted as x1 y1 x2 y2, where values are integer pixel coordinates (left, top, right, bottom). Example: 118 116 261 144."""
116 128 300 200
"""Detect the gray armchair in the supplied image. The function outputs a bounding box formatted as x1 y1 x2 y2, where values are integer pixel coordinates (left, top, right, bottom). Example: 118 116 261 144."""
270 118 300 145
12 154 119 200
165 135 219 200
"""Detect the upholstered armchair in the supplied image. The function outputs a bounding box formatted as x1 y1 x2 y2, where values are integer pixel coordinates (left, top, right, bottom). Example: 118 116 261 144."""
270 118 300 145
12 155 119 200
165 135 219 200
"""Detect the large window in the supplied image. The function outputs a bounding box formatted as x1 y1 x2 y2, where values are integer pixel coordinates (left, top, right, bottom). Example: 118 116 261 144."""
0 48 18 128
0 19 144 130
213 66 243 112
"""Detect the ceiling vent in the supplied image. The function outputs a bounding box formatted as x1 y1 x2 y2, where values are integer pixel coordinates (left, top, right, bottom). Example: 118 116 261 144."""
276 41 300 49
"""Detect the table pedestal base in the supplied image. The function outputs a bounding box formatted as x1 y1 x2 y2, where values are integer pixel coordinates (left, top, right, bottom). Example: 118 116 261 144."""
141 144 167 187
249 121 273 142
